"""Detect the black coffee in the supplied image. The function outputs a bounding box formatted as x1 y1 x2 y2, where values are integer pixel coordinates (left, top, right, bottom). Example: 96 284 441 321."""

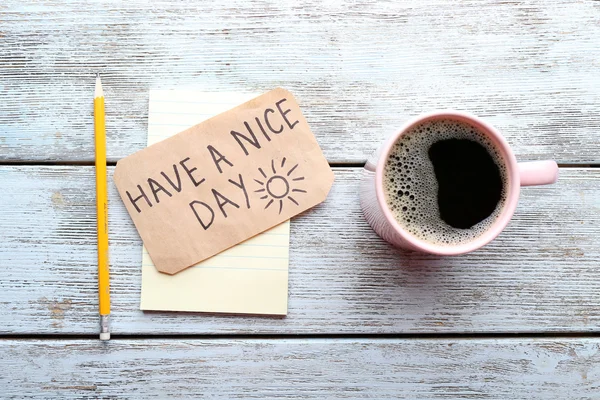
428 139 503 229
383 118 507 246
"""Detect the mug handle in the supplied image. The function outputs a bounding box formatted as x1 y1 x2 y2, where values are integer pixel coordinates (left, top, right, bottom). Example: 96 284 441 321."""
518 160 559 186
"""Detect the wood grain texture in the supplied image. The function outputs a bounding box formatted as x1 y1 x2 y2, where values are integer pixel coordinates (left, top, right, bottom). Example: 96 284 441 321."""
1 0 600 163
1 338 599 399
0 166 598 335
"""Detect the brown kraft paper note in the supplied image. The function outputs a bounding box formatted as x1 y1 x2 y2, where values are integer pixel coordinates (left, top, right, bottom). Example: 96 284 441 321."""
114 88 334 274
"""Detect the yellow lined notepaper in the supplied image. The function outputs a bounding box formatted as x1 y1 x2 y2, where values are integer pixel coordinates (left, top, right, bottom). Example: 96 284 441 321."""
140 90 290 315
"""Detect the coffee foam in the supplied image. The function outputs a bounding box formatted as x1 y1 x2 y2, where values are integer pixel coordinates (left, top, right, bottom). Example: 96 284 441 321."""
383 118 508 246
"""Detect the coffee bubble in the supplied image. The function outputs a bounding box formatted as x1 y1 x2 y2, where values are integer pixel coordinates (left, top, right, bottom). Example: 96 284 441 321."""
383 118 508 246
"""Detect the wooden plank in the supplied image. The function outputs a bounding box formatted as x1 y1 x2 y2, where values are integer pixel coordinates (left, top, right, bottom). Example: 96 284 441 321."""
1 166 599 335
1 338 599 398
1 0 599 163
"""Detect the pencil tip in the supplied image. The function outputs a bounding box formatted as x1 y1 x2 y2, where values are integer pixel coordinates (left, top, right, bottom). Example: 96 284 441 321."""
95 74 103 98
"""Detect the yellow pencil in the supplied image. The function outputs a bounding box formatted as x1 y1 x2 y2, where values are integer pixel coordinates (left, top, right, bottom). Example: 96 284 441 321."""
94 74 111 340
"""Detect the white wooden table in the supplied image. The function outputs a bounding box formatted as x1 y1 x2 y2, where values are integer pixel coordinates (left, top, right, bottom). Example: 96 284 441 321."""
1 1 599 398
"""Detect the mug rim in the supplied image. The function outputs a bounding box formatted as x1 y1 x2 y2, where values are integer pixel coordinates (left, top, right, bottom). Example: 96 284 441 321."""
375 110 521 255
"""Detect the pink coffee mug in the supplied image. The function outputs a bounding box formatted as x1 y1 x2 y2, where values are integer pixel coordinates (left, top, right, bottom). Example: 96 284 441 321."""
360 111 559 255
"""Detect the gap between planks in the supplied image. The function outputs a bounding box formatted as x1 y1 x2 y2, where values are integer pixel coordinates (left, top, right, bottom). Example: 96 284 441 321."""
2 332 600 341
0 161 597 168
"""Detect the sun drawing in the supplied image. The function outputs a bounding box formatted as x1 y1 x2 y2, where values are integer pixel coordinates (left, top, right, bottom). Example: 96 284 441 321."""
254 157 306 214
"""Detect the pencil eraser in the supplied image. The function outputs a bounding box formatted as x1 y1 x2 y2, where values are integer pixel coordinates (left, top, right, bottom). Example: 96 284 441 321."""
100 332 111 341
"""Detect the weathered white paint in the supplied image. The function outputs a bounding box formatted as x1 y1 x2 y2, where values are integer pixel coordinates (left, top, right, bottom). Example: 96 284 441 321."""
0 166 598 334
1 338 599 398
1 0 599 163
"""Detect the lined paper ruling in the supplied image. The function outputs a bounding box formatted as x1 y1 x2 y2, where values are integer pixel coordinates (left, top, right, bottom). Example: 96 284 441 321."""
140 90 290 315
